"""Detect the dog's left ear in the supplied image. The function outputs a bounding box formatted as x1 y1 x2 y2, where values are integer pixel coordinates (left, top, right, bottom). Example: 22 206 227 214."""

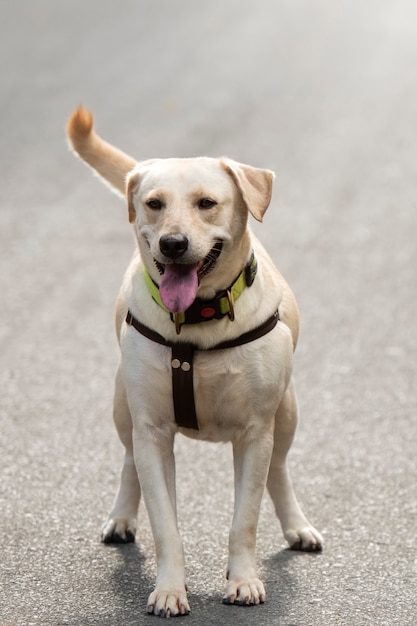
221 159 275 222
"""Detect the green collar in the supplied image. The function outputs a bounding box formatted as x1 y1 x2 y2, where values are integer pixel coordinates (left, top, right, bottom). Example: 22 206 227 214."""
144 252 257 334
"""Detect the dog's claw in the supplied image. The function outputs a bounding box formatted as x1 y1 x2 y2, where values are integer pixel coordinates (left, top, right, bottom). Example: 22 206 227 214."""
147 588 190 617
125 530 136 542
286 526 323 552
102 532 135 544
101 531 136 544
223 577 266 607
290 540 323 552
101 518 137 544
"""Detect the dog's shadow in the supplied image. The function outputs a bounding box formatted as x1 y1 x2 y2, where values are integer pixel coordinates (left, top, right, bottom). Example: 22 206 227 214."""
72 530 322 625
70 541 320 624
113 542 149 591
261 547 322 619
101 541 152 624
106 545 318 623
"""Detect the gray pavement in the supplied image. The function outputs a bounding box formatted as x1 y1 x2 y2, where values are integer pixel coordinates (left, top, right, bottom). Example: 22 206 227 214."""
1 1 416 624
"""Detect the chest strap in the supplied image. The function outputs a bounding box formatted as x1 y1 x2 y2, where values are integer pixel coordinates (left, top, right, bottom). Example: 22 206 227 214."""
125 309 279 430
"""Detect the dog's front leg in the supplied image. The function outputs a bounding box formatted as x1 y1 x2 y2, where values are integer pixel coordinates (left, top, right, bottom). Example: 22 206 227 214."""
132 424 190 618
223 425 274 606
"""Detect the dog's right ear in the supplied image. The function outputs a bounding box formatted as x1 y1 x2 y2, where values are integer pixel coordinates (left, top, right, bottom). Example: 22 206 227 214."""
126 160 160 223
66 105 137 197
126 170 141 223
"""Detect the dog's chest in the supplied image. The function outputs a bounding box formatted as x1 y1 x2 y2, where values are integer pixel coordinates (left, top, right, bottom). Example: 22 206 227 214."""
190 352 266 440
122 328 290 442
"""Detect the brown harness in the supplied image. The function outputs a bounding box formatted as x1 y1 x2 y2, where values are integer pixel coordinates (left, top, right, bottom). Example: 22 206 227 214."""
125 309 280 430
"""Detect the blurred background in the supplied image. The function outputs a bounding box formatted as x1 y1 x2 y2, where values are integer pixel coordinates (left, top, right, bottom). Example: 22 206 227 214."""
1 1 416 624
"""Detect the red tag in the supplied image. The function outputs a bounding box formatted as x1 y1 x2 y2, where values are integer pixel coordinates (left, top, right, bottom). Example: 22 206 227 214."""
200 306 216 319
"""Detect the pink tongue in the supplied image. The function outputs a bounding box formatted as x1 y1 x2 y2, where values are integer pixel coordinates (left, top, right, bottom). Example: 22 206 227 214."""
159 264 199 313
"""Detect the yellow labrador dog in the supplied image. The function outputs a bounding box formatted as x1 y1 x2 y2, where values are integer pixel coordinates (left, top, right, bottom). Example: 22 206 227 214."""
66 106 322 617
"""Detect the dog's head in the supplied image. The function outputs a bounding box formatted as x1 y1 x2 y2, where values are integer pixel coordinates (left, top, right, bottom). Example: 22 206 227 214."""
126 157 274 312
66 106 274 313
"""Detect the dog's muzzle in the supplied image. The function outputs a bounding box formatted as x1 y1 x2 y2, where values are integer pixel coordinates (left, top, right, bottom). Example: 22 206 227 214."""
152 241 224 314
153 241 223 280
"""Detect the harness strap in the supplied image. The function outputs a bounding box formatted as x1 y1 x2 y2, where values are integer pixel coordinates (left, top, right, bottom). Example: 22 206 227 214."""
170 343 198 430
125 309 280 430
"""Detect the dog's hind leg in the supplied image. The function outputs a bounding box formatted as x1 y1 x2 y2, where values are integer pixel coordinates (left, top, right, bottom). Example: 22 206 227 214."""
101 365 141 543
267 379 323 551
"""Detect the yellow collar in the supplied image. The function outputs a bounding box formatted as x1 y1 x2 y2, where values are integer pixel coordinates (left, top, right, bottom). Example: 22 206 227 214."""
143 252 257 333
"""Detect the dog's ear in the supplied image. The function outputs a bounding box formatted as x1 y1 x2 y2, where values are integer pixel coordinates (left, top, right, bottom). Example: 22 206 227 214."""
221 159 275 222
126 161 160 223
66 105 137 196
126 170 141 223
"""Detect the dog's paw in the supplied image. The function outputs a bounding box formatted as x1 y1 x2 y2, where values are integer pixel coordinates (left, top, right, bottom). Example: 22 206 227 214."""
286 526 323 552
147 587 190 617
222 577 266 606
101 518 136 544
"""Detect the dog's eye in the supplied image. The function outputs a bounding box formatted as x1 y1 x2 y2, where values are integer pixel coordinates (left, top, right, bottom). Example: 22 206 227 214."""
146 199 163 210
199 198 217 209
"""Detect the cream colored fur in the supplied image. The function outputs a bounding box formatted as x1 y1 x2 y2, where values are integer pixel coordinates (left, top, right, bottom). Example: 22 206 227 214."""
67 106 322 618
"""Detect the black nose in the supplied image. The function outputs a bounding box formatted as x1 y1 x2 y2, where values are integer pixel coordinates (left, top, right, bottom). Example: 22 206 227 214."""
159 233 189 259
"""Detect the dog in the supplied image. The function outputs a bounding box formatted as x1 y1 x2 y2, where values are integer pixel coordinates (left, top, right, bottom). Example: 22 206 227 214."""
66 106 323 617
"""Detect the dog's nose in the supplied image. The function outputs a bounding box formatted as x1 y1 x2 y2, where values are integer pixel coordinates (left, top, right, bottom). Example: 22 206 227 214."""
159 234 189 259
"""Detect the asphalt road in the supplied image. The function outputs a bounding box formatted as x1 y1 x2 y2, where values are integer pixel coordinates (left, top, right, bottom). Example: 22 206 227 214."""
1 1 416 625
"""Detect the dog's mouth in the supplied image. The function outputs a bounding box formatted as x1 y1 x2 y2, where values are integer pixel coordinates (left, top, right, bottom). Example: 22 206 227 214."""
154 242 223 313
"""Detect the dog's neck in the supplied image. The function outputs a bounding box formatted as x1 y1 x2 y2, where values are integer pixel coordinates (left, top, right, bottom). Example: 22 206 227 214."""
143 252 258 334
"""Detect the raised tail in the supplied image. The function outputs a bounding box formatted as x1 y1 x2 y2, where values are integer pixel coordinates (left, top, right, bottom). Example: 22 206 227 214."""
66 106 137 196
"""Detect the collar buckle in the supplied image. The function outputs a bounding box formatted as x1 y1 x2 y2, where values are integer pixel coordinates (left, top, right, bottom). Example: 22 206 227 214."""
226 289 235 321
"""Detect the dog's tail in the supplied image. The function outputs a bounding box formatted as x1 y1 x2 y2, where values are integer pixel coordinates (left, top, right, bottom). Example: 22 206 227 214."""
66 105 137 196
